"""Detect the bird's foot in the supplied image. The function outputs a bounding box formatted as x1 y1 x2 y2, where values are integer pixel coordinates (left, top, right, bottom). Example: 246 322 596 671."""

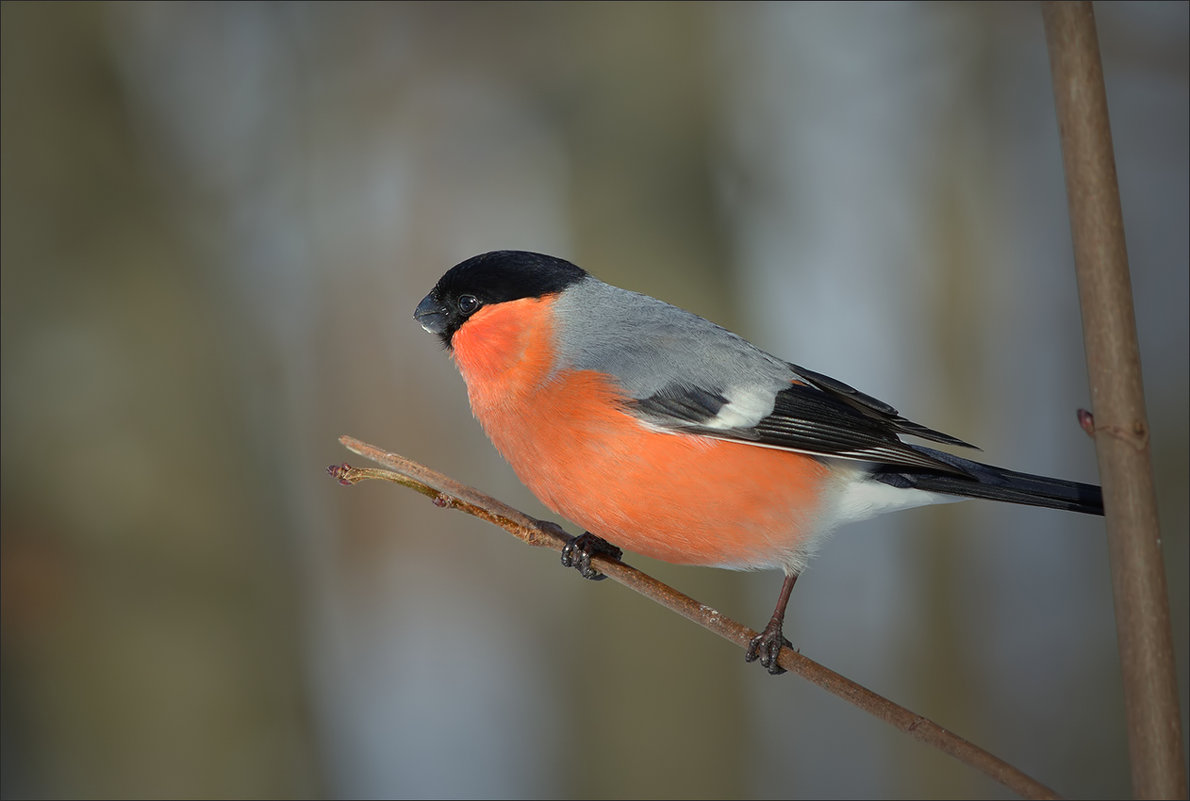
745 619 792 675
560 532 623 581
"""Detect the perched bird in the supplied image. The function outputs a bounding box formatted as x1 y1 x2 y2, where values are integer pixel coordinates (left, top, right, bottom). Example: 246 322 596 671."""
414 250 1103 673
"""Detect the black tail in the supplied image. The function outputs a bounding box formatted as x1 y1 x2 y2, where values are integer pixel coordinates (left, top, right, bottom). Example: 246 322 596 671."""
873 445 1103 515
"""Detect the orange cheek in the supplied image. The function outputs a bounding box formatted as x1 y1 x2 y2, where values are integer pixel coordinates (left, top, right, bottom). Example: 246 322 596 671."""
450 298 557 412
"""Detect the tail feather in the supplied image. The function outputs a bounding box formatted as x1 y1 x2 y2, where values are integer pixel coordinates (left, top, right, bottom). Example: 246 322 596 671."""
873 445 1104 516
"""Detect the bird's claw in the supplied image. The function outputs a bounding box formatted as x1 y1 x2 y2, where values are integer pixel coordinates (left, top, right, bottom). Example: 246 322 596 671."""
560 532 622 581
745 621 792 675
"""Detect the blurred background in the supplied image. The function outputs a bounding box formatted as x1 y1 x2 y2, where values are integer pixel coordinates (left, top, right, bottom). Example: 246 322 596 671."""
2 2 1186 798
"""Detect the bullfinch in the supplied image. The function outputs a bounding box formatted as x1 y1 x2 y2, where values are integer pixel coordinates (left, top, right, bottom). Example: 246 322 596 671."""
414 250 1103 673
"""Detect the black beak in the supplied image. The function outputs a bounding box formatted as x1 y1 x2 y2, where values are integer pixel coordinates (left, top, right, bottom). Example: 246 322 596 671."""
414 294 449 336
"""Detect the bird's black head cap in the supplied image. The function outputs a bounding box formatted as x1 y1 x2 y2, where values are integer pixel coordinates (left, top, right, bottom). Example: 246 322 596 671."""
415 251 588 346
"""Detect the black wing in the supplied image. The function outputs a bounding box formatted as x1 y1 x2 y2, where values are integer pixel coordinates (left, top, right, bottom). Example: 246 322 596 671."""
788 363 977 450
628 366 977 477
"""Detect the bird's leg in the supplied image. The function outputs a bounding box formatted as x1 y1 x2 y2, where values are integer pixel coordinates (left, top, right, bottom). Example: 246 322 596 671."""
560 531 623 581
745 572 799 675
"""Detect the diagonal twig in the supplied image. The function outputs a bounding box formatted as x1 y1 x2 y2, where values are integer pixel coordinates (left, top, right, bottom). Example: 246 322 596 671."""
332 434 1061 799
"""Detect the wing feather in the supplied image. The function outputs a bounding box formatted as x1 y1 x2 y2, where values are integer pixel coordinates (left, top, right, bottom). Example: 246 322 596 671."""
628 373 975 477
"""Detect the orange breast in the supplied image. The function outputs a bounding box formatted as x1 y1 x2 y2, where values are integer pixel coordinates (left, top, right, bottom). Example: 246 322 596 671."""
451 298 832 571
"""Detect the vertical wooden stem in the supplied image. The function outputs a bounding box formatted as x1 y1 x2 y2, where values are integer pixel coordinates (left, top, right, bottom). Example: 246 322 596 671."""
1041 3 1186 797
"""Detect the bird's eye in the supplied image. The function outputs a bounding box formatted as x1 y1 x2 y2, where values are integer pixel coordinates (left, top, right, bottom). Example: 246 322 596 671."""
457 294 481 315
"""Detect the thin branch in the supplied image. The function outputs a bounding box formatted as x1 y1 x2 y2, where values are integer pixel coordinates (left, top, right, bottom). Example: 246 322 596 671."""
332 435 1060 800
1042 4 1186 798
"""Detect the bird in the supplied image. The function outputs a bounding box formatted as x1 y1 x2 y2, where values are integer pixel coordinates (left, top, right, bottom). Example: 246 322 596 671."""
414 250 1104 673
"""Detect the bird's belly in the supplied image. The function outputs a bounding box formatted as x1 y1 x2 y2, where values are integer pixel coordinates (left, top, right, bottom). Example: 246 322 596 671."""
471 370 834 572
